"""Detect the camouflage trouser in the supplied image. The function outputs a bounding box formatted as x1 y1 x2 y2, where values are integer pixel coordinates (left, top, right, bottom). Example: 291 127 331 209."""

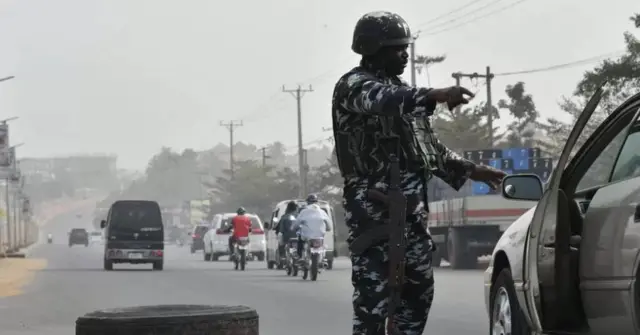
351 229 435 335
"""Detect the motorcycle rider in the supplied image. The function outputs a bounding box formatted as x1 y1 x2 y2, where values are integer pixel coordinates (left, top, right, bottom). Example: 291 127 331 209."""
226 207 252 255
274 201 298 258
295 202 331 258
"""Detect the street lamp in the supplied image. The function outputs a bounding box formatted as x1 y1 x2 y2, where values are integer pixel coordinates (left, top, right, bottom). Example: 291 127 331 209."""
0 76 15 83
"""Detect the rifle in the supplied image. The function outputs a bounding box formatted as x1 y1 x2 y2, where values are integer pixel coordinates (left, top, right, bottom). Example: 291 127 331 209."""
368 153 407 335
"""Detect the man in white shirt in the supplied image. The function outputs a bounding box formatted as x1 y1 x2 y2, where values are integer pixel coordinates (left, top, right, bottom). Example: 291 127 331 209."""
295 203 331 257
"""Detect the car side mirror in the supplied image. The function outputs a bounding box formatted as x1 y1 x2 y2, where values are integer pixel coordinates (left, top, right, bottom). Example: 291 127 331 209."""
100 220 106 229
502 174 543 201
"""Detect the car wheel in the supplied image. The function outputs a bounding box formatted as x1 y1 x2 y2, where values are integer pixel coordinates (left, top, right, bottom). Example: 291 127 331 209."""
204 252 211 261
490 268 529 335
257 252 265 262
153 260 164 270
268 261 275 269
103 259 113 271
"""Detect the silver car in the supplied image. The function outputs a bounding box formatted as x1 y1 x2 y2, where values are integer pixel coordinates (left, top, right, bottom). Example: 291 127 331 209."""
485 86 640 335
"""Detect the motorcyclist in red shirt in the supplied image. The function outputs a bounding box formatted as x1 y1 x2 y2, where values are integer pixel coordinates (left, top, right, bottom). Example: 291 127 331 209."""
227 207 252 254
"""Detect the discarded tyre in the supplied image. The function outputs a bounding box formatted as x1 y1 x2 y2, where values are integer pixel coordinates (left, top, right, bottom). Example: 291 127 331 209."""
76 304 259 335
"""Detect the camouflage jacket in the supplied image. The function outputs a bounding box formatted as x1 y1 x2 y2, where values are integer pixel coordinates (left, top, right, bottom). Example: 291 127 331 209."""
332 66 475 192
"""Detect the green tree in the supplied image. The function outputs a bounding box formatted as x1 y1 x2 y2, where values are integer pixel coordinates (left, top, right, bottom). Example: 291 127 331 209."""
497 82 540 148
539 13 640 156
432 104 498 151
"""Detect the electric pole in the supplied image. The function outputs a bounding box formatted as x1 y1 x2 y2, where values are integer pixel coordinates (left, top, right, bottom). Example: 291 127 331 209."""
451 66 495 146
259 147 270 170
282 84 313 198
219 120 243 179
410 41 417 87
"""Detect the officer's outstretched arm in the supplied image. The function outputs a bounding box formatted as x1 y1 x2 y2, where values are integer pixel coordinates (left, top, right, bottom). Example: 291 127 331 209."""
337 73 436 116
431 135 476 191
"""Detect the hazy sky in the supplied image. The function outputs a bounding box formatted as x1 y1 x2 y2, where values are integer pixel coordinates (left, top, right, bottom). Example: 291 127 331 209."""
0 0 637 169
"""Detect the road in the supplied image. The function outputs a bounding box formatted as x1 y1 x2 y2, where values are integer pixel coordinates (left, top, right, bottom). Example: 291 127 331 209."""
0 207 489 335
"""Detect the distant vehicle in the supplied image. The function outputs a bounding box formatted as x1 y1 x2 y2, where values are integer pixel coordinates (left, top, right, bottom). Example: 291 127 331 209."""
190 225 210 254
203 213 266 262
68 228 89 247
265 199 337 270
101 200 164 271
89 231 103 244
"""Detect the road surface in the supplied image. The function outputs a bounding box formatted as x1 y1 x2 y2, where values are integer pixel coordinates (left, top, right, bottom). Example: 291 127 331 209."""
0 207 488 335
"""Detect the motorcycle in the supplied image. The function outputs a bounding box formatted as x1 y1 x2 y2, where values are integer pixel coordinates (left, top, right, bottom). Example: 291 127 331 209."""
285 237 299 277
300 237 326 281
47 234 53 244
232 237 250 271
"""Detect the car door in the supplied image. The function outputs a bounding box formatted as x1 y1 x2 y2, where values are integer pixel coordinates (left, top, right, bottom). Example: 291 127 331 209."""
523 86 606 332
575 104 640 335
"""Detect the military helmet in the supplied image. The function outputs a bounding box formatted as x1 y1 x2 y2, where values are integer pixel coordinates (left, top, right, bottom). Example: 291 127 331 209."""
351 11 414 56
236 207 246 215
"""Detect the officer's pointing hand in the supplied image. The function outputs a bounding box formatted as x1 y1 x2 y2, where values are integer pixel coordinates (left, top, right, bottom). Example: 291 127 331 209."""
428 86 475 111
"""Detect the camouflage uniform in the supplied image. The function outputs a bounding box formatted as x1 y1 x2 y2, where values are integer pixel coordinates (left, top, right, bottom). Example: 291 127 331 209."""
332 65 475 334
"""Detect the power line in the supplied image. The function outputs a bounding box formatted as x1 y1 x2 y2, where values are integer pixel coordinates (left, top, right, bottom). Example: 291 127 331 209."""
494 51 625 76
424 0 529 37
414 0 487 30
417 0 508 32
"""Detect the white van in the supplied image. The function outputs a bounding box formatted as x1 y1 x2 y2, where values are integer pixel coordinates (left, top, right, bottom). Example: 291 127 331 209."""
265 199 338 270
202 213 266 261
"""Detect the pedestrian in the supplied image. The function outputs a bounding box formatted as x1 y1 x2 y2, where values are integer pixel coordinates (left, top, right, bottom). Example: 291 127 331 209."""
332 11 506 335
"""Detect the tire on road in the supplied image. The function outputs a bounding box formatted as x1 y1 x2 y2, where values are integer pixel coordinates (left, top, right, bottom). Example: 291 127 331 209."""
153 261 163 271
490 268 529 335
75 305 259 335
103 259 113 271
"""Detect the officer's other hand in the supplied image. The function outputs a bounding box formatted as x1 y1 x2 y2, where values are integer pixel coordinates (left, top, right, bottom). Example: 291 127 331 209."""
470 165 506 190
427 86 475 111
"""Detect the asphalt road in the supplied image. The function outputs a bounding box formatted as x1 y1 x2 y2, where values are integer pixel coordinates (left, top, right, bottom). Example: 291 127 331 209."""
0 207 489 335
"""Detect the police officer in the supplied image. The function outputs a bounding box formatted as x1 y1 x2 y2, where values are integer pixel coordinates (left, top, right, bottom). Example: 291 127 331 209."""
332 11 506 335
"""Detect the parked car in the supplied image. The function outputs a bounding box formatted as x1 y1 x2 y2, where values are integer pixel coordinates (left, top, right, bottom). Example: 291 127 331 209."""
484 87 640 335
190 225 210 253
202 213 266 261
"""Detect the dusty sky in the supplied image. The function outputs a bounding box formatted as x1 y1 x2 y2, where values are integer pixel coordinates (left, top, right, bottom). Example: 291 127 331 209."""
0 0 637 170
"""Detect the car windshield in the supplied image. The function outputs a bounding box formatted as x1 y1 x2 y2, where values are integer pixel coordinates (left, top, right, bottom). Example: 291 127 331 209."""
110 202 162 228
90 232 101 236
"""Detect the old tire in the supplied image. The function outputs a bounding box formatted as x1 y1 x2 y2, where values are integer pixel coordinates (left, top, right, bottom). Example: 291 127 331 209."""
447 228 477 269
490 268 529 335
75 305 259 335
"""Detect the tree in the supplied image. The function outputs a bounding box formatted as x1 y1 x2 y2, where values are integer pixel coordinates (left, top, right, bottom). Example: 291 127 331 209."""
415 54 446 85
497 82 540 148
539 13 640 156
432 104 499 151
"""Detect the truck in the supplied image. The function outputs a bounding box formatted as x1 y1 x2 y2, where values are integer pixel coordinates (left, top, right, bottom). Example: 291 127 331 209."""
426 146 554 269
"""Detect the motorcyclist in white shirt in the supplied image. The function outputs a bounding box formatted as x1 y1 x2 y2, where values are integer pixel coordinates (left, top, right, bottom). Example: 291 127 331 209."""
295 197 331 258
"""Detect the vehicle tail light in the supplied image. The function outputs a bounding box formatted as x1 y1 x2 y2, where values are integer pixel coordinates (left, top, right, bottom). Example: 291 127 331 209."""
216 229 227 235
152 250 163 257
252 228 264 235
192 234 200 239
309 239 323 248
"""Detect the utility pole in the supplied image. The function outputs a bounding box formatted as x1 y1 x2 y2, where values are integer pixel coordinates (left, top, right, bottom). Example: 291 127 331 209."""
219 120 243 179
410 41 417 87
259 147 270 170
282 84 313 198
301 149 309 197
451 66 495 146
